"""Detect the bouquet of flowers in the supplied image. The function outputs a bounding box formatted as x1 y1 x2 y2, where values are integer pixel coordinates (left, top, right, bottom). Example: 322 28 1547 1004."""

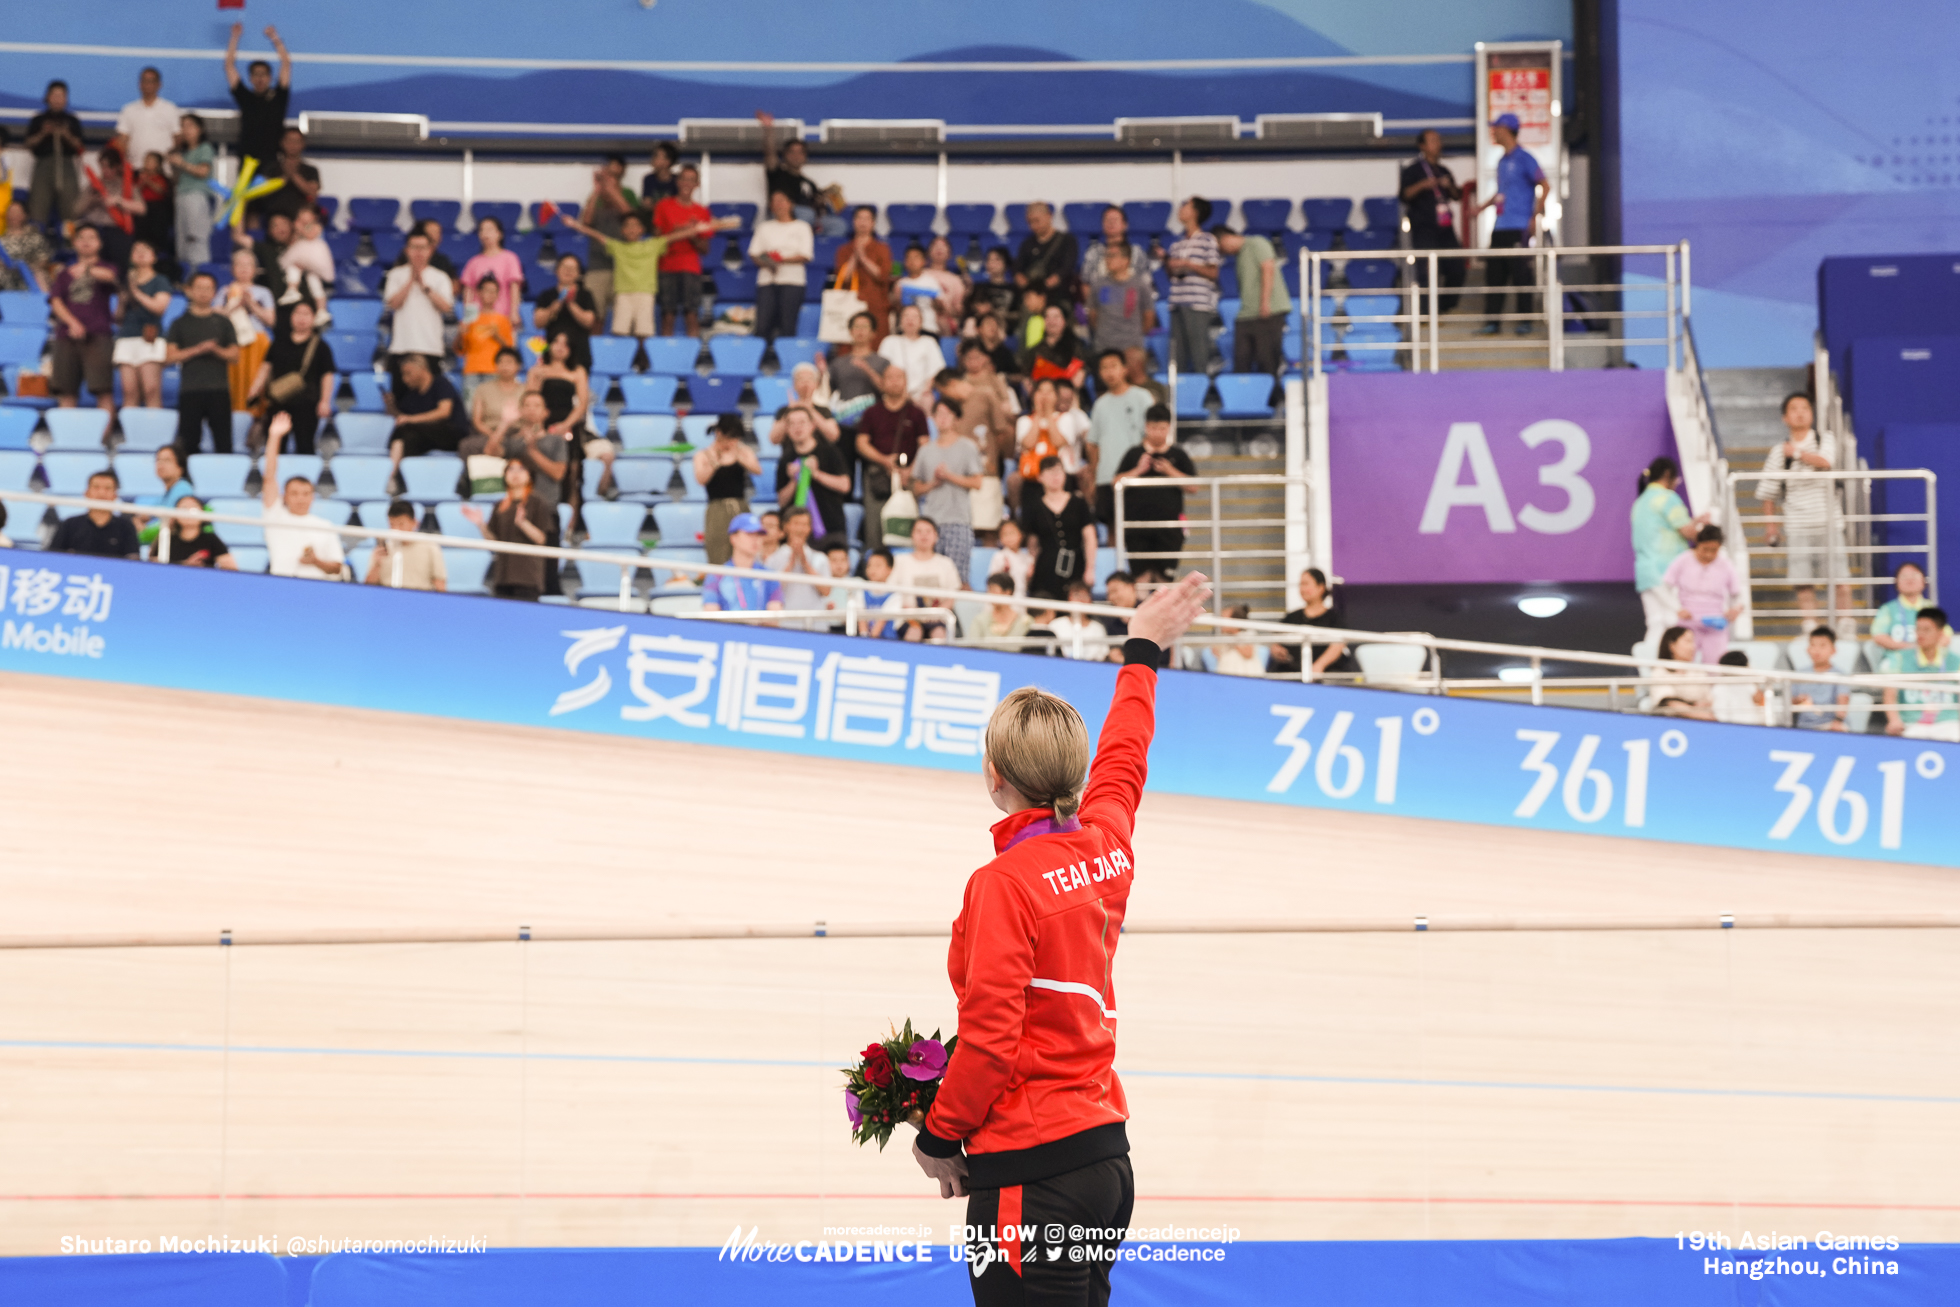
842 1019 957 1150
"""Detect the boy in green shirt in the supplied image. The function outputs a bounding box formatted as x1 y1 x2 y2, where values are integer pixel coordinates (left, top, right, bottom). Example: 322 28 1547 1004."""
559 207 722 339
1883 606 1960 741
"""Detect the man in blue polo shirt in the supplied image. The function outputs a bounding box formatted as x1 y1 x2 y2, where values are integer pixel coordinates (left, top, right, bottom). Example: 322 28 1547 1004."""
702 512 784 615
1474 113 1548 337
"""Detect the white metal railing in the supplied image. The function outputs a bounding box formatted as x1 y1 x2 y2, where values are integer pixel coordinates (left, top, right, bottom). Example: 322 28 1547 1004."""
1304 241 1691 375
1734 468 1937 630
1111 473 1308 607
7 489 1957 721
1676 315 1751 639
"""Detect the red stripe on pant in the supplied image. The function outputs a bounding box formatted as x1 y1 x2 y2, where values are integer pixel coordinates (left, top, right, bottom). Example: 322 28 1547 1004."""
998 1184 1024 1276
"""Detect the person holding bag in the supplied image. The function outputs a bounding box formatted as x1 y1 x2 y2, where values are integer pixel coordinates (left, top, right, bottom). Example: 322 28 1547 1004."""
832 205 891 344
1011 377 1068 519
221 246 277 413
855 363 928 550
248 299 337 455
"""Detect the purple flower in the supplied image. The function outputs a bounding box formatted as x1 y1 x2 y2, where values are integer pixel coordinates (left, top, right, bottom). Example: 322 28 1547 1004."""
845 1090 862 1127
900 1038 948 1081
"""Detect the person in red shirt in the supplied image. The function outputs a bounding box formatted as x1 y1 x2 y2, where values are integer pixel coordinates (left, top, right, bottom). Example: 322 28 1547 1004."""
914 571 1213 1304
653 162 714 337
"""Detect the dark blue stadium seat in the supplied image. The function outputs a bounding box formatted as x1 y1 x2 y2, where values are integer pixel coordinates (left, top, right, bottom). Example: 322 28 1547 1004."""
367 230 405 264
796 304 822 338
1061 203 1107 236
1819 256 1960 379
507 231 545 266
315 196 339 226
548 232 588 265
410 199 462 230
1344 259 1399 290
685 374 745 415
1362 197 1401 230
710 202 758 230
1204 197 1234 227
344 264 386 297
324 231 361 267
347 198 400 231
1302 198 1354 232
711 266 758 304
886 204 937 239
440 233 477 270
1240 199 1293 234
1003 205 1035 237
1847 337 1960 435
944 204 996 239
1123 201 1172 235
471 201 522 232
1344 229 1396 252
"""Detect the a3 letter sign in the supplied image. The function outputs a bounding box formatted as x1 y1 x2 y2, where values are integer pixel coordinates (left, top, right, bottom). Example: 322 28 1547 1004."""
1419 419 1595 537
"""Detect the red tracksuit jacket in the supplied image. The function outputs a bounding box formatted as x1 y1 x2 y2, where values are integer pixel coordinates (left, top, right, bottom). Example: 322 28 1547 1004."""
918 644 1157 1188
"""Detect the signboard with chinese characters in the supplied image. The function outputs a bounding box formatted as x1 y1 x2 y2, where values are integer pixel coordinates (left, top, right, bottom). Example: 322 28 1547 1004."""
2 549 1956 867
1473 40 1563 247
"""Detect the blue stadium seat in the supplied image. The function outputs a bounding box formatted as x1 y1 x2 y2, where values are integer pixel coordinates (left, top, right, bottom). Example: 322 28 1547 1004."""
770 337 822 372
582 500 648 546
686 374 744 415
1342 323 1404 370
0 324 47 367
672 457 709 503
508 231 545 268
1174 374 1212 421
324 331 379 368
343 263 386 297
1057 202 1103 236
315 196 339 226
327 299 385 332
332 412 395 454
471 201 523 232
1302 198 1354 232
1240 199 1293 233
0 291 50 324
573 547 646 606
0 407 38 449
326 453 392 501
1344 294 1402 320
431 501 477 538
231 411 256 451
590 336 641 379
309 498 353 526
366 230 405 265
43 407 109 450
751 376 791 413
944 204 997 239
0 449 38 491
1344 260 1399 290
347 371 389 412
229 545 269 572
709 202 758 230
410 199 462 230
795 304 822 338
157 367 180 408
678 414 717 446
712 266 758 304
619 375 679 414
1215 373 1278 417
187 453 251 497
614 414 677 450
1344 229 1396 252
346 198 400 231
111 452 165 499
708 335 766 376
443 546 494 594
160 294 188 330
1283 329 1303 366
399 456 462 502
1362 197 1402 230
653 500 709 545
644 337 702 375
1203 197 1233 227
886 203 938 239
548 232 588 264
522 263 557 298
439 233 476 270
269 455 324 487
324 231 361 267
1123 201 1172 235
356 500 408 530
528 201 567 229
206 498 263 545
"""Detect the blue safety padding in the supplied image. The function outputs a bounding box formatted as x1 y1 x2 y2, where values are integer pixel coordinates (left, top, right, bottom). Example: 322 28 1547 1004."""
0 1253 287 1306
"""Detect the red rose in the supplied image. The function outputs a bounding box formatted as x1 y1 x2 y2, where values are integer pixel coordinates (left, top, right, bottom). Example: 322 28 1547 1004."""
862 1043 894 1088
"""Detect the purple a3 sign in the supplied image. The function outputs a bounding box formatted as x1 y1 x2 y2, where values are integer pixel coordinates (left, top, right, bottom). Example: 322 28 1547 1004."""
1327 370 1679 584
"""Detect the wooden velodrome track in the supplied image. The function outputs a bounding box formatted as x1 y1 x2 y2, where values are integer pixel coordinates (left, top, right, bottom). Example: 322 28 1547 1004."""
1 668 1956 1257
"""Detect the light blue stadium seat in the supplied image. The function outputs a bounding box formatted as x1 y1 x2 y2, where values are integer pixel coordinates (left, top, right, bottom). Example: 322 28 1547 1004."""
619 375 679 414
111 452 165 499
357 500 410 530
0 449 37 491
346 371 389 412
324 330 379 367
332 412 394 454
1345 294 1402 319
754 458 778 496
672 455 711 503
43 408 110 450
589 336 641 379
206 498 263 545
614 414 677 450
1174 375 1212 420
652 500 708 547
309 499 353 526
230 545 269 573
751 376 791 413
1215 374 1278 417
573 547 646 606
843 502 864 542
609 454 675 501
187 453 251 497
327 299 385 332
230 411 255 450
795 303 822 338
0 407 38 450
644 337 701 376
669 415 715 449
0 324 48 367
1343 323 1405 371
770 337 822 372
399 456 462 502
708 335 766 376
582 500 648 546
270 454 324 486
442 546 493 594
431 501 477 538
41 451 109 498
115 407 176 451
346 542 374 581
0 290 51 324
326 454 392 502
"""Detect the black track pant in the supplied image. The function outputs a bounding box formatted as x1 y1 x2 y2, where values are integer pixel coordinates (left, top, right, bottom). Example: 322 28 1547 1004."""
1483 228 1536 323
963 1156 1135 1307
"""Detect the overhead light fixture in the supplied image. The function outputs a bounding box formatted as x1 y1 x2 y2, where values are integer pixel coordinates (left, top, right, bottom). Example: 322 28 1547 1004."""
1517 596 1568 618
1497 666 1541 683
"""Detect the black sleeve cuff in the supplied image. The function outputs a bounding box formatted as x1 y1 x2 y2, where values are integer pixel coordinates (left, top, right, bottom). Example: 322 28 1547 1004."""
1122 638 1162 668
916 1124 964 1158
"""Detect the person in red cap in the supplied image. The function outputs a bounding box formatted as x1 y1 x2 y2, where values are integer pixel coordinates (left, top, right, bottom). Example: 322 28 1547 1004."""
913 570 1212 1304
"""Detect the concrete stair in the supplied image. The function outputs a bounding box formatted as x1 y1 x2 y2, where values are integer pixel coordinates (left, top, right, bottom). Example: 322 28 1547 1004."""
1183 450 1288 612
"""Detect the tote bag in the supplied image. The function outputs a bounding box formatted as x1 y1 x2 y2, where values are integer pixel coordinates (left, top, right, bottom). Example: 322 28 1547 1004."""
818 266 867 344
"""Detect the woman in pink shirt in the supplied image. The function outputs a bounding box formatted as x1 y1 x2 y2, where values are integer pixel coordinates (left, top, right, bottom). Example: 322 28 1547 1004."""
459 216 525 320
1661 524 1744 662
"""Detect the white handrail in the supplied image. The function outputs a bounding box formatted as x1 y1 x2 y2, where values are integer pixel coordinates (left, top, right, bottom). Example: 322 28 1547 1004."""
4 488 1953 695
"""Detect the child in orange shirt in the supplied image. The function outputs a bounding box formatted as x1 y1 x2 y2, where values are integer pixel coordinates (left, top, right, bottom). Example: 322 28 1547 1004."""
458 277 514 405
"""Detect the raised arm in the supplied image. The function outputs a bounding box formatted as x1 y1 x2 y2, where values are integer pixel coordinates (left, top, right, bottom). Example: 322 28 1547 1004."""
224 22 244 88
1077 572 1211 837
268 26 293 88
261 412 292 507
